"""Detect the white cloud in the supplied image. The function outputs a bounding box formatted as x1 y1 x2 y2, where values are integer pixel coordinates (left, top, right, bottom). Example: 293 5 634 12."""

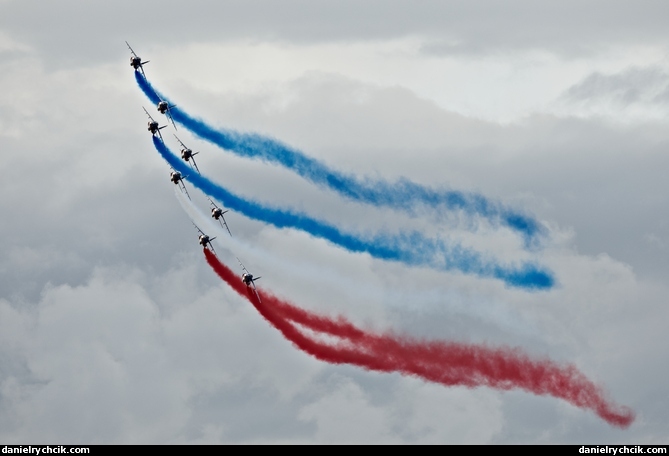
297 377 504 444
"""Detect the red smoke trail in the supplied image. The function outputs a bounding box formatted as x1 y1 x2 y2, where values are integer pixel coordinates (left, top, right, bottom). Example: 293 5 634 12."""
204 249 634 428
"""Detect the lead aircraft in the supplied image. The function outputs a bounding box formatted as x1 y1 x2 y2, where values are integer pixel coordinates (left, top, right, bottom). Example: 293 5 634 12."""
126 41 149 76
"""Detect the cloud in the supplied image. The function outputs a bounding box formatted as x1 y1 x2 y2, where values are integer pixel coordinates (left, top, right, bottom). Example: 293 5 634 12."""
3 0 669 68
563 67 669 105
298 377 504 444
557 66 669 122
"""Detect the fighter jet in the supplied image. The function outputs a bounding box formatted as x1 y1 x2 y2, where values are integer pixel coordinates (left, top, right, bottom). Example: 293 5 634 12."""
174 135 200 173
170 170 191 199
209 198 232 236
237 257 261 302
157 99 177 129
194 224 217 255
143 106 166 140
126 41 149 76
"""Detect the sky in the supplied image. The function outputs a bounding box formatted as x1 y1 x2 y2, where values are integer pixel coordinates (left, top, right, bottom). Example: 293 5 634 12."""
1 0 668 444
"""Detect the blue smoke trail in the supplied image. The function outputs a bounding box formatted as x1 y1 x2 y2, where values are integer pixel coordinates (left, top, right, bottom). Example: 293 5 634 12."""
152 136 554 290
136 72 545 247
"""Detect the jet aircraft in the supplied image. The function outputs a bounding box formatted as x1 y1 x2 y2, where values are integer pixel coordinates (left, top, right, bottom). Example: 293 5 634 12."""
157 100 177 129
209 198 232 236
170 170 191 199
194 224 217 255
237 257 261 302
143 107 166 140
126 41 149 76
174 135 200 173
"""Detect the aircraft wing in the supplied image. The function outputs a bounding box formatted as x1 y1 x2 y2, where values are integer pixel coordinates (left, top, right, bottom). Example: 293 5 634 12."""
218 214 232 237
166 110 177 130
236 257 249 274
208 241 217 257
174 134 187 149
208 197 220 210
143 106 156 122
190 156 201 174
126 41 138 58
181 182 191 200
252 283 261 303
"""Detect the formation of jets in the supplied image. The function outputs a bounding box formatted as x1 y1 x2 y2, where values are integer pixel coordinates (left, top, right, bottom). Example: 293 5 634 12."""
129 42 260 297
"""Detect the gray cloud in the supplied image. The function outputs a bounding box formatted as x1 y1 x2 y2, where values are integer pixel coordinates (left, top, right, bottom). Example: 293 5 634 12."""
562 66 669 106
3 0 669 70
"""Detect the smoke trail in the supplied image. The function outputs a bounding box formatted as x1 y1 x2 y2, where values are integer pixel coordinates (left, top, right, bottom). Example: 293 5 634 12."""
136 72 544 247
174 187 544 340
154 136 554 290
203 249 634 428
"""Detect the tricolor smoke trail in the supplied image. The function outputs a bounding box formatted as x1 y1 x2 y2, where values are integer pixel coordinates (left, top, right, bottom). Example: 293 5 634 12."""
154 136 554 290
136 72 544 246
203 248 634 428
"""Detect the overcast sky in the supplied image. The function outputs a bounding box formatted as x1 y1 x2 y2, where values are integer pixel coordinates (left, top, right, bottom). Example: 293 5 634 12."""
1 0 668 444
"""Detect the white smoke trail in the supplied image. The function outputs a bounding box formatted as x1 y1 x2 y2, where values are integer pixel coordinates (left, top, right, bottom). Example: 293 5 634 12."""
173 187 541 338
